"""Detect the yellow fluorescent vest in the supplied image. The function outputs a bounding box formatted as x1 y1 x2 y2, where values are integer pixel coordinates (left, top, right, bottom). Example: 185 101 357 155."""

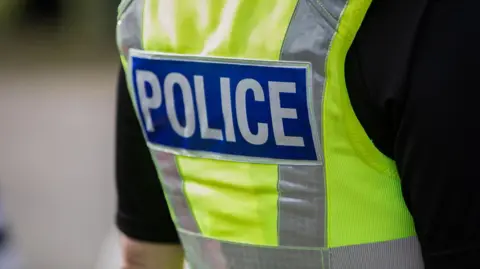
116 0 425 268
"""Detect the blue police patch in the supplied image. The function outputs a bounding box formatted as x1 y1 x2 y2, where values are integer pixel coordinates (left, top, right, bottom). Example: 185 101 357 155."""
129 49 320 165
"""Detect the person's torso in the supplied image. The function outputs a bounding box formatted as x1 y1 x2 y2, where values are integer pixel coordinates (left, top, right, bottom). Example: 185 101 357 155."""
116 1 424 268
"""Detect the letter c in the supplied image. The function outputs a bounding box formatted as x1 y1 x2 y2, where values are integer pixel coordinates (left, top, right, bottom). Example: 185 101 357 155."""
235 79 268 145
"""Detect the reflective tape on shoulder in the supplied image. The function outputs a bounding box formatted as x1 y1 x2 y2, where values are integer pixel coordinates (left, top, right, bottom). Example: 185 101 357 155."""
117 0 144 59
276 0 345 248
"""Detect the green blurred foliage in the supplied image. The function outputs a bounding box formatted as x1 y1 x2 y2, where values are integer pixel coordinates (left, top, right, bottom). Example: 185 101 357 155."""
0 0 25 25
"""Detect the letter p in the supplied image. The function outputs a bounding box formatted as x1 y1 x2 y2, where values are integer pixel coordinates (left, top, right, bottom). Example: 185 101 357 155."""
136 70 162 132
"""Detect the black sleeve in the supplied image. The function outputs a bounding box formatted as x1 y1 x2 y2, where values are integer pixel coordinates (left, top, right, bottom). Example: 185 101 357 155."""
115 65 180 244
395 0 480 266
346 0 480 267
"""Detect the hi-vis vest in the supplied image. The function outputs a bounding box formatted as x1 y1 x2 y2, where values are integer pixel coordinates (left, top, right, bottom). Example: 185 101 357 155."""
117 0 424 268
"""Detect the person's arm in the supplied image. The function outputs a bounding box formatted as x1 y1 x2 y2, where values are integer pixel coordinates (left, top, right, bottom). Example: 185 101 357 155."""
115 66 183 269
394 0 480 267
120 235 183 269
346 0 480 267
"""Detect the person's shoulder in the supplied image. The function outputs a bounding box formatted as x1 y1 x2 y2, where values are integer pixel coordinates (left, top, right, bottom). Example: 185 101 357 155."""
115 65 180 245
345 0 428 157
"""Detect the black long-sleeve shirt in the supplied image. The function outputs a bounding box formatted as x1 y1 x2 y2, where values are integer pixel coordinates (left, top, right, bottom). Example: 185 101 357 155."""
115 0 480 267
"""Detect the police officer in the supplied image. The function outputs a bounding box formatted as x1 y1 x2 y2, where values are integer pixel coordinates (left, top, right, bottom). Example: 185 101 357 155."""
115 0 480 268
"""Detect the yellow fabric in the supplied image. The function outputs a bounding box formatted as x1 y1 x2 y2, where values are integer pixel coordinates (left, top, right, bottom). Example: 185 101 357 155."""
323 0 417 247
142 0 298 246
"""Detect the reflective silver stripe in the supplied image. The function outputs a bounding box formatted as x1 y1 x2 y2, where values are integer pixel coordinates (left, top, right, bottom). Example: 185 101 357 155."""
309 0 344 22
179 229 326 269
152 151 200 233
277 0 347 248
179 230 423 269
330 237 424 269
116 0 144 58
277 165 326 247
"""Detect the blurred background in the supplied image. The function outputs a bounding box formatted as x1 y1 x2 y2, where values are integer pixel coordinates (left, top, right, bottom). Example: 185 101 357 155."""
0 1 121 268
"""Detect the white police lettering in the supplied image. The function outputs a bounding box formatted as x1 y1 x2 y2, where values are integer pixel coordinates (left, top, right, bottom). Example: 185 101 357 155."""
136 70 162 132
136 71 306 148
269 81 305 147
164 73 196 138
236 79 269 146
220 77 236 142
194 76 224 141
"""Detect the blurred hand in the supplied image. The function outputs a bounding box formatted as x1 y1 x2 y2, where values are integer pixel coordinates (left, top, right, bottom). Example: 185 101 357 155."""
121 234 184 269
